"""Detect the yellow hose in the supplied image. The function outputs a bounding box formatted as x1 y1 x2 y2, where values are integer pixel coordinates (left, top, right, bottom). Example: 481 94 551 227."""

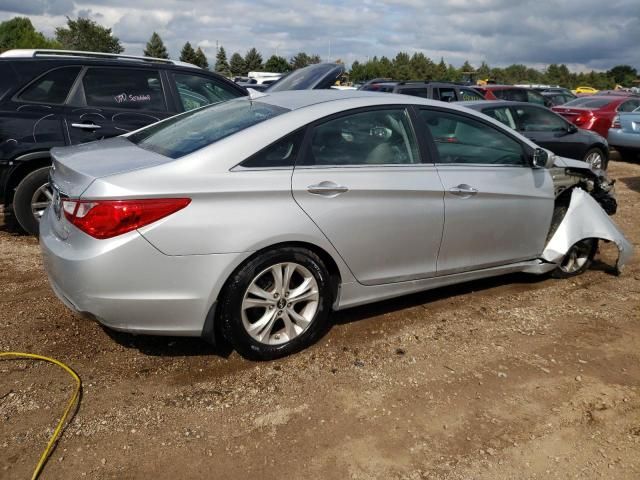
0 352 82 480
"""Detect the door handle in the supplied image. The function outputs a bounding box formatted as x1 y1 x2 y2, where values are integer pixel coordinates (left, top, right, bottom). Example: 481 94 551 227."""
449 184 478 197
71 123 102 130
307 181 349 196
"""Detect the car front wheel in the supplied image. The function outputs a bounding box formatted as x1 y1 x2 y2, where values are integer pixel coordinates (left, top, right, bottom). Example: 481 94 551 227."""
583 148 607 170
551 239 597 278
219 247 333 360
13 166 52 236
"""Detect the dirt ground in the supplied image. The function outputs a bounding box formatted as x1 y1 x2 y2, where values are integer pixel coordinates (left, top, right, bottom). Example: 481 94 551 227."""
1 155 639 480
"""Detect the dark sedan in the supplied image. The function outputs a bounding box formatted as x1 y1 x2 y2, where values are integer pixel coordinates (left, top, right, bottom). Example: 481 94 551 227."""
463 101 609 169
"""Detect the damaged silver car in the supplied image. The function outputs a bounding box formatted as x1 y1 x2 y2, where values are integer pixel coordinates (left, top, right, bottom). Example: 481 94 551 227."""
40 91 633 360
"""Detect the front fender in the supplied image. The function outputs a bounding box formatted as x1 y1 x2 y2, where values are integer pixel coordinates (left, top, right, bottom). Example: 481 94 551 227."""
542 188 633 273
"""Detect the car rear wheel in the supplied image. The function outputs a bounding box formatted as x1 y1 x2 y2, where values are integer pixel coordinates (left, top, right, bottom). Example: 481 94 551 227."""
13 166 52 236
219 247 333 360
583 147 607 170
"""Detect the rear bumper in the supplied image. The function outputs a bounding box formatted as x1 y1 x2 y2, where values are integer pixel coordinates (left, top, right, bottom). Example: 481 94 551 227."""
608 129 640 150
39 208 251 336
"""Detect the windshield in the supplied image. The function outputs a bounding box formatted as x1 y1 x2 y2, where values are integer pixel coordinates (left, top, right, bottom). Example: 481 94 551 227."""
562 97 613 109
267 63 343 92
129 98 288 159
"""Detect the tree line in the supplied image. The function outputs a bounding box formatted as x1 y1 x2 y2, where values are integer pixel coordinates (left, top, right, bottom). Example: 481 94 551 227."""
0 16 637 89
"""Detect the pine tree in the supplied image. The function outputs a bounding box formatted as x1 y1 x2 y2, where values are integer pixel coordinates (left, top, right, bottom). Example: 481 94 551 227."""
264 55 289 73
55 17 123 53
194 47 208 69
229 52 246 76
244 48 263 72
143 32 169 59
179 42 198 65
214 46 231 76
290 52 311 70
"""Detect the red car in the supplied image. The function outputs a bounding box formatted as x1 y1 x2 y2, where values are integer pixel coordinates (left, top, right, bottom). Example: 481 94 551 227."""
552 95 640 139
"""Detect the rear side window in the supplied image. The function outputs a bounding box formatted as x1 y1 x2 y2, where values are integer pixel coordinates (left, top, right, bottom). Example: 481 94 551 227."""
494 89 527 102
526 90 546 105
459 88 484 101
618 100 640 112
398 88 430 99
82 68 166 111
18 66 81 104
482 107 517 129
306 108 420 166
435 88 456 103
0 63 20 100
240 130 305 168
173 73 239 111
129 98 287 159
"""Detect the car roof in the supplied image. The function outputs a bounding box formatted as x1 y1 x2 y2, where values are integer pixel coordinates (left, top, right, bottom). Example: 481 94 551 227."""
252 89 468 111
460 100 539 109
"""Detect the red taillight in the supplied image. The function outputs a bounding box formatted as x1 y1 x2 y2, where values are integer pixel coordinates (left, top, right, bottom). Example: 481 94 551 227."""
62 198 191 239
611 115 621 129
574 111 593 125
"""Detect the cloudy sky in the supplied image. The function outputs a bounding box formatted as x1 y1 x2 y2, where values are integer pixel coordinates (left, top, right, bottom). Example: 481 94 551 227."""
1 0 638 71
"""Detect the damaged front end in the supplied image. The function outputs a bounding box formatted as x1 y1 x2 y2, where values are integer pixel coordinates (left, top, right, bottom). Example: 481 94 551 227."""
549 156 617 215
542 188 633 274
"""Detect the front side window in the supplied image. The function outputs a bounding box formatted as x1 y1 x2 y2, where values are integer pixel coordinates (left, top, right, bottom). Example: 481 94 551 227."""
129 98 287 159
419 109 524 165
18 66 81 104
173 73 239 111
306 109 420 166
82 68 166 111
483 107 517 129
513 106 568 132
526 90 546 105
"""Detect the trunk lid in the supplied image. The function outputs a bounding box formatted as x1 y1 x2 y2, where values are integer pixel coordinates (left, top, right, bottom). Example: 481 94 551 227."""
50 136 174 197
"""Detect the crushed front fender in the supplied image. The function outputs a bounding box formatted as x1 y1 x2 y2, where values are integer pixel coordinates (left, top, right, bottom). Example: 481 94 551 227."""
542 188 634 274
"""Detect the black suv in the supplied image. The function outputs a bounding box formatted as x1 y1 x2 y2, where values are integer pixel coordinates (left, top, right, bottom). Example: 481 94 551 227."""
0 49 247 234
359 80 486 102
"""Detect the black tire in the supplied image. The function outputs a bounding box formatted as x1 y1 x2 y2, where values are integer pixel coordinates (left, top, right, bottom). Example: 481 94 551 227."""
547 204 597 279
219 247 333 360
583 147 607 170
13 166 51 236
616 148 638 163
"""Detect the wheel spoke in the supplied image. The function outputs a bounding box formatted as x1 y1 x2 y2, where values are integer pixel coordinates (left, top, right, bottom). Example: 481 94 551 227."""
289 277 315 302
42 188 54 201
247 309 278 341
281 311 299 340
288 308 311 328
271 265 284 294
247 283 272 300
283 263 295 293
31 202 50 209
243 297 275 309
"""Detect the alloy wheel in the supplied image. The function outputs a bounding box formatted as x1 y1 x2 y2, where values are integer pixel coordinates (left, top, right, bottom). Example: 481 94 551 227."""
241 262 319 345
559 240 593 274
585 151 603 169
31 182 53 220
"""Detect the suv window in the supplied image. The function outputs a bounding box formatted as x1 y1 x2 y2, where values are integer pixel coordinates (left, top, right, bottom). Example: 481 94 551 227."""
82 68 166 111
419 109 524 165
129 98 287 159
398 87 430 99
513 105 568 132
618 100 640 112
459 88 484 101
526 90 546 105
435 87 456 103
18 66 82 104
483 107 517 129
307 108 420 166
240 130 304 168
173 73 239 111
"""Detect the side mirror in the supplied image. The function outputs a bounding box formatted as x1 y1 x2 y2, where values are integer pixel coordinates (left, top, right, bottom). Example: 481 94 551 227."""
531 148 554 169
567 124 578 134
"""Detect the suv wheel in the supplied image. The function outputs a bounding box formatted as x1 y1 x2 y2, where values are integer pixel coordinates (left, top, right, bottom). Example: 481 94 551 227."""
13 166 52 236
219 247 333 360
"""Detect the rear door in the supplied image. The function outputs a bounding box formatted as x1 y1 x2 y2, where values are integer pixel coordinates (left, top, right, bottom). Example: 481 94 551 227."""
416 107 554 275
65 66 174 144
291 106 445 285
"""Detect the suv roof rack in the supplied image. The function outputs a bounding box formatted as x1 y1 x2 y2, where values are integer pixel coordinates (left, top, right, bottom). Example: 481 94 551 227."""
0 49 200 69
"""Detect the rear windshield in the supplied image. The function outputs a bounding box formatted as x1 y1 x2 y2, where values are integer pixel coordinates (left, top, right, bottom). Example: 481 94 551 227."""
129 98 288 159
267 64 341 92
562 97 613 109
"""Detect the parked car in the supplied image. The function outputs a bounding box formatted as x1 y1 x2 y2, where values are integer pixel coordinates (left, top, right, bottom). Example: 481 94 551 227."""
464 100 609 169
266 63 346 92
0 49 248 234
573 86 598 95
359 80 485 102
541 90 577 106
40 90 628 360
609 106 640 162
473 85 551 106
552 95 640 139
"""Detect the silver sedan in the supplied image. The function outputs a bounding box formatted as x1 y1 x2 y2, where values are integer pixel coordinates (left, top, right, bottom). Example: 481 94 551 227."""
40 90 633 360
